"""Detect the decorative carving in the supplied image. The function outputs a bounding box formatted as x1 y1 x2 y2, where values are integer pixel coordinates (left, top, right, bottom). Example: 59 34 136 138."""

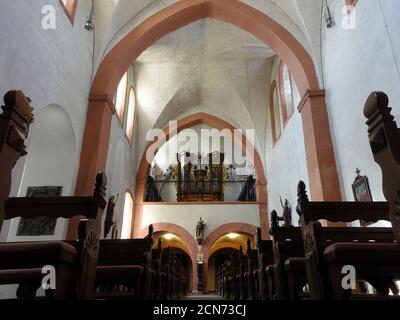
364 92 400 242
256 227 262 249
0 90 34 220
269 210 280 236
196 217 206 245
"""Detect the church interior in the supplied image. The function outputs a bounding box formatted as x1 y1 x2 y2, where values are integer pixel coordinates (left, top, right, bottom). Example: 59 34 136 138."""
1 0 400 302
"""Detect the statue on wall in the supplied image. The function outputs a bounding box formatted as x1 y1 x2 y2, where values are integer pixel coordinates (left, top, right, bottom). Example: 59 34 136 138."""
145 176 162 202
280 196 293 227
196 217 206 245
238 175 256 202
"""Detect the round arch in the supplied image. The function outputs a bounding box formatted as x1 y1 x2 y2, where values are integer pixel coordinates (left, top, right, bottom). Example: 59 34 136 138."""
200 222 258 293
139 222 199 291
133 112 269 239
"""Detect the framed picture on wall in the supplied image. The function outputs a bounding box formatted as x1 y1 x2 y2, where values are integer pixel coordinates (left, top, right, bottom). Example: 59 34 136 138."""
352 169 373 227
16 186 63 236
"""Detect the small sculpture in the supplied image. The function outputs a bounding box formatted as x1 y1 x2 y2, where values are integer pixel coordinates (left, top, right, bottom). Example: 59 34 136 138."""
104 194 118 238
280 196 293 227
196 217 206 245
238 175 257 202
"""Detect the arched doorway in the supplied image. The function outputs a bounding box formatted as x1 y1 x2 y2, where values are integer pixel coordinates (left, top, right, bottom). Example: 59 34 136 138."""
208 247 239 294
68 0 341 240
201 223 257 294
138 223 198 291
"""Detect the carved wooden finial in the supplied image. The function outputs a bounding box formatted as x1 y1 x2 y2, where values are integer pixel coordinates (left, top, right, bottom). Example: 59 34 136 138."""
296 181 310 222
364 92 400 242
3 90 34 123
297 181 307 198
94 172 107 196
148 224 154 237
270 210 280 236
256 227 262 247
158 237 162 248
363 91 389 119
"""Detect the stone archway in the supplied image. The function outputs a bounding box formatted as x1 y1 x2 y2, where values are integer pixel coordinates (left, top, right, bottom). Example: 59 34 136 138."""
201 223 258 294
139 222 199 292
67 0 341 239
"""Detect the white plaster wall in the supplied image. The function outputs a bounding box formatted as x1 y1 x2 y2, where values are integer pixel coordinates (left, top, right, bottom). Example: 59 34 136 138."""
7 105 78 242
323 0 400 205
141 204 260 243
265 57 309 225
0 0 93 239
105 67 139 238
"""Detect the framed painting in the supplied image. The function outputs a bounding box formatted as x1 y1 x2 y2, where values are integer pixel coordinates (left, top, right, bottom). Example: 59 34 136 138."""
16 186 63 236
352 169 373 226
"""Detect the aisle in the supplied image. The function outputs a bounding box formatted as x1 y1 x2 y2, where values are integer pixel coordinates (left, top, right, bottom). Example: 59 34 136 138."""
181 293 226 300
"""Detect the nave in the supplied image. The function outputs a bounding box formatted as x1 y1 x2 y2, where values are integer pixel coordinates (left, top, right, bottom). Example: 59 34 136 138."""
1 90 400 301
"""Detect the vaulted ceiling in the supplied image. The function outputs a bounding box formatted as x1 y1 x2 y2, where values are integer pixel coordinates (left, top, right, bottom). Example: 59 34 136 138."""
91 0 326 160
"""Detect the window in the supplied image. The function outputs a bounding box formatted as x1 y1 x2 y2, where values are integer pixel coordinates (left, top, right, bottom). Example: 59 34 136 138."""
121 192 134 239
279 62 301 125
269 80 282 144
59 0 78 24
126 87 136 144
115 72 128 123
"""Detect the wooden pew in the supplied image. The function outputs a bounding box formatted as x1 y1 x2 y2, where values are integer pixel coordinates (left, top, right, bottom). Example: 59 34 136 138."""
1 172 108 300
0 90 33 229
269 210 307 300
296 181 399 299
151 238 163 299
364 91 400 241
0 91 109 300
224 250 241 300
160 246 173 299
255 228 274 300
244 239 258 300
94 225 154 300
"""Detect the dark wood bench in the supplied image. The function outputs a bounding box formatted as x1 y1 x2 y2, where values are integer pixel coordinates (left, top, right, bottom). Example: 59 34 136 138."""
151 238 162 299
296 181 399 299
94 225 154 300
255 228 274 300
243 239 258 300
0 90 34 225
0 91 110 300
1 172 108 300
269 210 306 300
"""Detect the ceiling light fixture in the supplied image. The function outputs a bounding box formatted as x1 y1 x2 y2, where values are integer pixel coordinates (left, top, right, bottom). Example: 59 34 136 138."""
227 233 240 239
324 0 335 28
163 233 176 240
